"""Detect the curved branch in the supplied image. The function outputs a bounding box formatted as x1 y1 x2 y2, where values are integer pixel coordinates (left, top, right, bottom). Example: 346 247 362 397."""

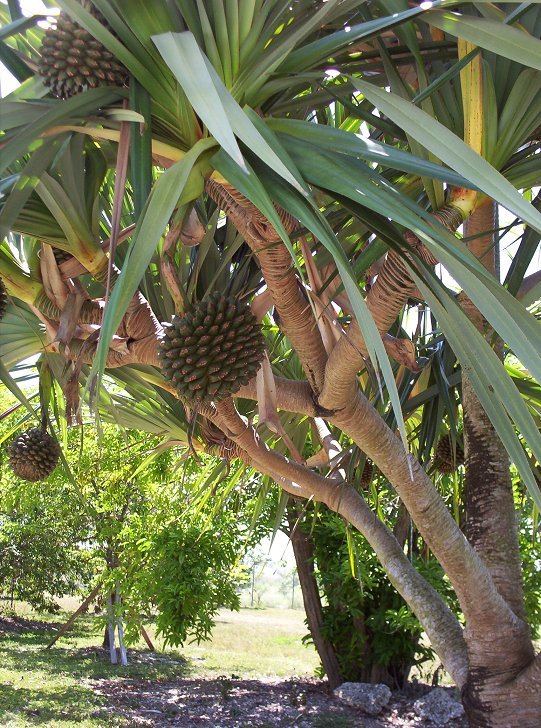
320 204 466 409
213 397 468 688
206 179 329 394
331 389 534 659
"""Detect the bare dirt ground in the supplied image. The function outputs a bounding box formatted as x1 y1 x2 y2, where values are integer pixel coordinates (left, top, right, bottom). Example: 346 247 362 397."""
88 660 468 728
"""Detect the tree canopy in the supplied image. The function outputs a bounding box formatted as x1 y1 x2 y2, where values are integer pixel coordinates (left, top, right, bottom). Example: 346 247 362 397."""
0 2 540 725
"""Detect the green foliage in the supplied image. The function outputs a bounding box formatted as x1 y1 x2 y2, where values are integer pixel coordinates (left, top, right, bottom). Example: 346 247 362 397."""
1 1 541 698
515 480 541 637
0 391 253 648
0 507 91 611
305 509 448 688
0 392 91 609
118 506 246 647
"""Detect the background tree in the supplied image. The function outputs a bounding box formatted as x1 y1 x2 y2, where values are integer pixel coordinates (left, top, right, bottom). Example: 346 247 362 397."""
0 391 92 610
0 389 258 649
1 2 540 725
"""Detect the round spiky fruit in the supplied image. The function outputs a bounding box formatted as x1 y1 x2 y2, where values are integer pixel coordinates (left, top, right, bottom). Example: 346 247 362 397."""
8 428 61 482
435 435 464 474
0 277 7 320
38 4 127 99
159 292 266 406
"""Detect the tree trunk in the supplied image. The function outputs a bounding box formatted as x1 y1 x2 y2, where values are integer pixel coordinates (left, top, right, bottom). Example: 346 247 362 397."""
461 204 527 620
460 203 537 725
461 665 541 728
207 190 540 722
106 592 117 665
288 506 343 689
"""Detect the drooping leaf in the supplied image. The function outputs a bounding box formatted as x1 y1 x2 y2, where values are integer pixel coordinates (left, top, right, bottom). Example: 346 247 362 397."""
353 79 541 233
426 9 541 72
88 137 214 389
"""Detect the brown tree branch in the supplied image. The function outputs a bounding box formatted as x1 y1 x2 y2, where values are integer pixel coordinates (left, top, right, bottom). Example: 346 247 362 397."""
236 376 317 417
213 397 468 688
206 179 329 394
330 389 534 662
320 204 466 408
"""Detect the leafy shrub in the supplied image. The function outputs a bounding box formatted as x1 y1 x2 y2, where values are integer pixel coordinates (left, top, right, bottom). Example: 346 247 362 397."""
118 508 246 646
305 511 443 688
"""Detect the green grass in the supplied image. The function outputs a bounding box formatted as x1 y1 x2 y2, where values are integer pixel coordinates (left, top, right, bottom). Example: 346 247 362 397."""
179 608 319 677
0 606 319 726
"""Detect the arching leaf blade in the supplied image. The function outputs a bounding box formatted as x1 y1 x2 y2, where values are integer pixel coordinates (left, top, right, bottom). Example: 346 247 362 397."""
353 79 541 233
88 138 214 390
426 10 541 71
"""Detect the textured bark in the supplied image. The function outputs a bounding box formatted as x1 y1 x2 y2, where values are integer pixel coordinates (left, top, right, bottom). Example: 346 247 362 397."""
462 376 527 621
331 392 531 644
30 171 537 722
460 204 527 620
461 652 541 728
325 350 538 724
206 179 329 393
331 392 539 725
319 204 464 406
236 377 317 418
393 505 411 549
214 398 469 688
457 204 534 723
288 506 343 689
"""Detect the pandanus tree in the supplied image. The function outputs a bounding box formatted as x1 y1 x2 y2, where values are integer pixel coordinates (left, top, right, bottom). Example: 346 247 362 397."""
1 1 541 724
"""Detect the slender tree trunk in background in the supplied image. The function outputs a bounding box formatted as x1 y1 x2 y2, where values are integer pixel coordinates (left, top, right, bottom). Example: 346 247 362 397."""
459 203 537 725
106 592 117 665
393 505 411 550
46 583 101 649
102 549 113 649
115 587 128 667
288 506 343 689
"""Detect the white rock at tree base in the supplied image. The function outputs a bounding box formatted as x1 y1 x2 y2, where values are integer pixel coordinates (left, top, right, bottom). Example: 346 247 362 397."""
333 682 392 715
413 687 465 725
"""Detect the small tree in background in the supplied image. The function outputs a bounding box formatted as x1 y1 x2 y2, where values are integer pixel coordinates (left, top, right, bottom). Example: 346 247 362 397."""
118 507 248 646
242 546 272 609
0 392 257 648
